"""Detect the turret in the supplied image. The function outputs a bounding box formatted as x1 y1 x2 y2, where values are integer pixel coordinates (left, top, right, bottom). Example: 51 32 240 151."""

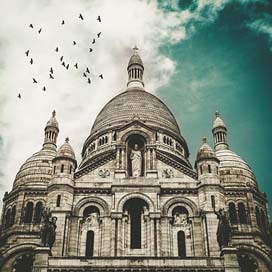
212 111 228 151
43 110 59 151
127 46 144 89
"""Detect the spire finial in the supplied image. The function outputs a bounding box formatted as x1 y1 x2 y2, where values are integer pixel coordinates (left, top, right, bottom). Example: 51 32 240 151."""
52 110 56 117
215 111 220 117
133 45 139 54
65 137 69 143
202 137 207 144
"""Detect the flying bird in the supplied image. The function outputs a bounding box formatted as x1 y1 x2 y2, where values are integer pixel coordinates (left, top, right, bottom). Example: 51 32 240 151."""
50 67 53 74
79 13 84 20
61 20 65 25
60 56 63 61
73 41 77 45
18 93 21 99
97 16 101 22
49 74 54 79
25 50 29 56
30 58 33 65
38 28 42 34
97 32 101 38
62 61 66 67
66 64 69 70
74 63 78 69
33 78 37 83
86 67 90 73
42 86 46 92
89 48 93 52
87 78 91 84
92 38 95 44
99 74 103 79
29 24 34 28
83 72 87 77
55 47 59 52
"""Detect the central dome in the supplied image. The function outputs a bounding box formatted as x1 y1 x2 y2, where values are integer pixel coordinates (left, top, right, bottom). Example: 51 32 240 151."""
91 88 181 137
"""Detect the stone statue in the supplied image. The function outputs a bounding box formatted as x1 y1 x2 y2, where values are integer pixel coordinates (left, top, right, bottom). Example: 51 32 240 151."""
173 212 188 226
40 207 57 255
215 208 231 250
130 144 142 177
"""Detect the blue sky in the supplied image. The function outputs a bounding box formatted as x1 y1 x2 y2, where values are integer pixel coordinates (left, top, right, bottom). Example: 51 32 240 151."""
0 0 271 213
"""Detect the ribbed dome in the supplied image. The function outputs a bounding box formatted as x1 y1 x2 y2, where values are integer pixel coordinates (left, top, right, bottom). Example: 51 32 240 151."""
213 112 226 129
90 88 181 137
56 138 76 160
46 110 59 129
13 149 56 188
215 149 256 184
196 138 216 161
128 53 143 67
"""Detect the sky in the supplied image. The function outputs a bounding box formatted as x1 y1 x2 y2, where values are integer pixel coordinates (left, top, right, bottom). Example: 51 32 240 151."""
0 0 271 213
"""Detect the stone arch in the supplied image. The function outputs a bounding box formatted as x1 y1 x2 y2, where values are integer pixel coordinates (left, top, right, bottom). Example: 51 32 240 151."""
162 197 198 216
73 196 110 216
116 192 156 212
236 244 272 272
121 128 151 144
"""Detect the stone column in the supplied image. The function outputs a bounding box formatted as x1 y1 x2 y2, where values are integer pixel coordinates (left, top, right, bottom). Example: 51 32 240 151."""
147 148 151 170
121 148 125 169
116 148 120 169
110 218 116 256
221 247 240 272
32 247 50 272
160 216 170 256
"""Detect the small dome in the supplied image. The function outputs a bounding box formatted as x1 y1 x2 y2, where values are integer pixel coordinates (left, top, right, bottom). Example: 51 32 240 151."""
196 138 216 161
46 110 59 129
128 47 143 67
215 149 256 185
56 137 76 160
13 149 56 188
213 111 226 129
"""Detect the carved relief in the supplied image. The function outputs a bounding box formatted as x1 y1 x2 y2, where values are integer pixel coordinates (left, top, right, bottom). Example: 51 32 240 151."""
162 169 174 178
98 169 110 178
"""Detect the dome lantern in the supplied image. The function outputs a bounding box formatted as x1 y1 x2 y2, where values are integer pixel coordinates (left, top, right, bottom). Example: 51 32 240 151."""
43 110 59 151
212 111 228 151
127 46 144 89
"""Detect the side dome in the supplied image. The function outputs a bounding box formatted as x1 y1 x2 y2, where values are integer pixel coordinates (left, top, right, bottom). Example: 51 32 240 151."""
196 138 216 161
56 137 76 160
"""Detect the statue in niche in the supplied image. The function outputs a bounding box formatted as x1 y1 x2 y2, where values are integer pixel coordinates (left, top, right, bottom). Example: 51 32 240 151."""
85 212 99 226
130 144 142 177
215 208 231 250
173 212 188 226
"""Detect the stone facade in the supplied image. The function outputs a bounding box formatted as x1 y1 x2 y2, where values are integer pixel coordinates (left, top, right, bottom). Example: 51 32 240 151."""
0 50 271 272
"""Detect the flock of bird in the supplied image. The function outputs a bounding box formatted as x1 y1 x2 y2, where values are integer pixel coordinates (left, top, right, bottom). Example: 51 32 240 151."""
18 14 103 99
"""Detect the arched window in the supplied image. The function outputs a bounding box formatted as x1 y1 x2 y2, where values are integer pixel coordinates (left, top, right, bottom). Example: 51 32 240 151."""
56 195 61 207
177 231 186 257
86 230 94 257
211 195 215 210
10 206 16 226
208 165 211 173
53 165 56 174
5 208 11 228
24 202 34 223
255 206 261 227
112 131 117 141
163 136 166 144
238 202 247 224
105 136 108 143
33 202 43 224
61 164 64 173
229 202 237 224
200 165 203 174
83 206 100 218
69 165 73 174
260 209 266 230
13 254 34 272
238 254 258 272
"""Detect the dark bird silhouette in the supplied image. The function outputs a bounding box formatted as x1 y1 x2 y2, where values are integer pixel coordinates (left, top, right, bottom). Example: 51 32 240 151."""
30 58 33 65
83 72 87 77
29 24 34 28
50 74 54 79
62 61 66 67
25 50 29 56
42 86 46 92
66 64 69 70
87 78 91 84
73 41 77 45
33 78 37 83
74 63 78 69
50 67 53 74
79 13 84 20
89 48 93 52
97 32 101 38
60 56 63 61
97 16 101 22
92 38 95 44
99 74 103 79
38 28 42 34
86 67 90 73
55 47 59 52
61 20 65 25
18 93 21 99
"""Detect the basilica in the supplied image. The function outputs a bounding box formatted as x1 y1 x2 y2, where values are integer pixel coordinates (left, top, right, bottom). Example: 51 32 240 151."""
0 50 272 272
